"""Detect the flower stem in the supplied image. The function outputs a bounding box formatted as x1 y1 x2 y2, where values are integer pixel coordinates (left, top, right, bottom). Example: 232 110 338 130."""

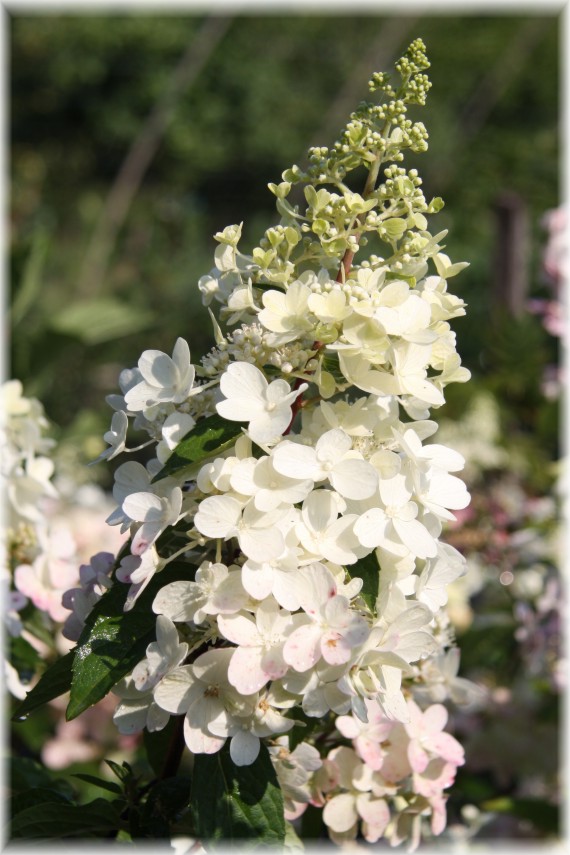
336 155 383 283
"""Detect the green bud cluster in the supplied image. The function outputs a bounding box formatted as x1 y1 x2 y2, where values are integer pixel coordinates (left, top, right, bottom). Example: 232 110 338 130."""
215 40 450 297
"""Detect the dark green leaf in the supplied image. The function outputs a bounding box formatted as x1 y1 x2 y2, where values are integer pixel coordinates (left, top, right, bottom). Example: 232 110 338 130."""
67 561 194 720
10 634 41 680
72 774 123 795
154 412 242 481
191 743 285 846
347 551 379 613
143 716 181 777
11 787 71 817
135 777 193 838
9 758 75 799
12 651 74 722
9 798 125 839
104 759 133 783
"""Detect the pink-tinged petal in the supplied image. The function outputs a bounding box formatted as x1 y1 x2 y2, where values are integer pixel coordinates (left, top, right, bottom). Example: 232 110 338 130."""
431 731 465 766
217 613 260 647
335 715 360 740
407 738 429 774
320 631 352 666
260 647 288 681
355 736 385 771
323 793 358 833
227 646 268 695
430 794 448 836
295 561 337 616
283 624 322 672
422 703 448 735
230 730 260 766
356 793 390 838
414 759 457 798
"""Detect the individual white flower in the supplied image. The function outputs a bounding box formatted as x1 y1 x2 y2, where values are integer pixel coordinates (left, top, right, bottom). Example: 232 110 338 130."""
240 552 301 610
307 288 351 325
194 495 292 563
273 428 378 501
258 280 314 344
152 561 248 625
283 562 369 672
229 454 313 512
91 410 129 463
125 338 195 411
154 649 257 756
270 739 323 818
218 599 301 694
295 489 364 566
105 461 155 530
112 676 170 734
116 547 161 610
354 473 437 559
353 280 434 344
131 615 189 693
216 362 307 445
416 647 487 706
208 688 295 766
413 543 467 612
8 457 59 522
280 661 352 718
122 486 183 555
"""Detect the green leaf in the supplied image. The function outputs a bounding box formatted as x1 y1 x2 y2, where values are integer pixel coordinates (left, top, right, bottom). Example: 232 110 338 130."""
50 298 153 344
10 635 41 681
143 716 181 777
191 743 285 846
72 774 123 795
12 650 74 722
347 551 379 613
67 561 194 720
10 758 75 799
154 412 243 481
135 776 193 838
9 798 125 839
11 787 71 818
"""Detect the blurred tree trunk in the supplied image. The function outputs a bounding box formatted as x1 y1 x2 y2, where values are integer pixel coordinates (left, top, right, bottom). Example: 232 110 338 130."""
493 191 529 316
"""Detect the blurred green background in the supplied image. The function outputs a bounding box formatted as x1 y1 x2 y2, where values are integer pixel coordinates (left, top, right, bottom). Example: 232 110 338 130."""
9 12 560 484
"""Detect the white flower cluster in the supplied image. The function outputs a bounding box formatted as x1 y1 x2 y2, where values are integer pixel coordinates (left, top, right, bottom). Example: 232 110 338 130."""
94 43 478 847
